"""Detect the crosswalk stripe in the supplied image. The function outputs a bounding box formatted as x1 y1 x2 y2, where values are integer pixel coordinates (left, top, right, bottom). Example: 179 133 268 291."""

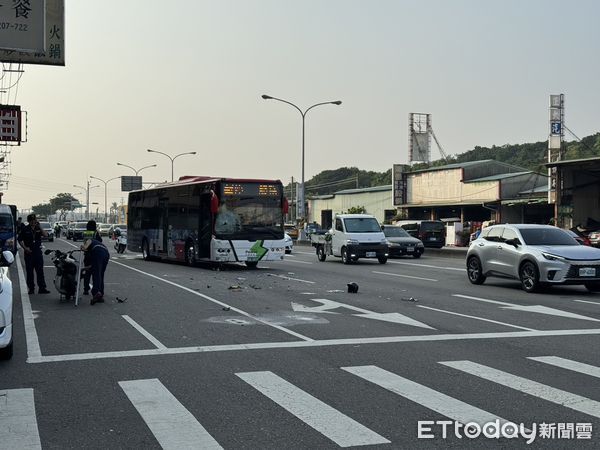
119 379 222 450
440 360 600 418
0 388 42 449
528 356 600 378
236 371 390 447
342 365 511 426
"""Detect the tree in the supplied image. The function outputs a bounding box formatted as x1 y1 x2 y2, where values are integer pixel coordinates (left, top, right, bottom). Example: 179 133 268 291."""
347 206 366 214
32 193 81 220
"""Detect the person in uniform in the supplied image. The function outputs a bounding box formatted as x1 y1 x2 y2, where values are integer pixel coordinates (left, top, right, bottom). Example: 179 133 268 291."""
18 214 50 295
82 220 102 296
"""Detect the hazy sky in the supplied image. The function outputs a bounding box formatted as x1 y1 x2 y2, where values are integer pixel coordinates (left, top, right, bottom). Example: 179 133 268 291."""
2 0 600 211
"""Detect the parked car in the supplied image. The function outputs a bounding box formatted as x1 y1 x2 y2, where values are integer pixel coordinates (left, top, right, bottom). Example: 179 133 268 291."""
39 221 55 242
566 229 591 246
0 250 16 359
397 220 446 248
284 233 293 254
381 225 425 258
71 221 89 241
0 204 16 254
589 231 600 248
467 224 600 293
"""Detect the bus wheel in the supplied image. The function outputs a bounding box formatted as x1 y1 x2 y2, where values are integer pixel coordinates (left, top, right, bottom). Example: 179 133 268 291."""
142 239 151 261
185 241 196 266
245 261 258 269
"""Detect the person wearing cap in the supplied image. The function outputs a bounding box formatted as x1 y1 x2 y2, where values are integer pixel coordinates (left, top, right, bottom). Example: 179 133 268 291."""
81 235 109 305
18 214 50 294
82 220 102 296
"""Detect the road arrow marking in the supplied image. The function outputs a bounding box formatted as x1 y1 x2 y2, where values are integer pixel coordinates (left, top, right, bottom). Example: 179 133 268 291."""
292 298 435 329
453 294 600 322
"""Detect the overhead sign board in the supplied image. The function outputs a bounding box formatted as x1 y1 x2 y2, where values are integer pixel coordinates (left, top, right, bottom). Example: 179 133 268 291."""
121 176 142 192
0 0 46 52
0 0 64 65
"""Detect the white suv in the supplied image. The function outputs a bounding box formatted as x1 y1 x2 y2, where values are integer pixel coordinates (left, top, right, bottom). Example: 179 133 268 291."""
0 250 15 360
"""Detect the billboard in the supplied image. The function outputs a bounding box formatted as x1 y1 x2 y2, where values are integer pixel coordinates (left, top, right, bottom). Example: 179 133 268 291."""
121 176 142 192
0 0 45 52
0 105 22 142
393 164 408 207
0 0 64 65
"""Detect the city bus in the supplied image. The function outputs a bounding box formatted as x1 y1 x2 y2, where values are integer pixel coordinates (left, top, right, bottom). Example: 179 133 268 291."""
127 176 288 268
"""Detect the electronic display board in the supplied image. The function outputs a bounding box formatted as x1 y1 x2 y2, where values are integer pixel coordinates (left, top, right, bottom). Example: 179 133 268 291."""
222 183 280 197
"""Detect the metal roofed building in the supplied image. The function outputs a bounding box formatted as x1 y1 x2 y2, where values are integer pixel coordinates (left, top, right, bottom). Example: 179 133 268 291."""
395 160 551 223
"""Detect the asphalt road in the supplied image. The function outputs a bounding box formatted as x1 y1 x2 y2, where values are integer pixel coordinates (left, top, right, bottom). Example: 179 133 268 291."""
2 238 600 449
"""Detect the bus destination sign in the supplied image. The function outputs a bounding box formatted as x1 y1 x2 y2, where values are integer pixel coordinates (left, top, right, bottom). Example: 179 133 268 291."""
222 183 280 197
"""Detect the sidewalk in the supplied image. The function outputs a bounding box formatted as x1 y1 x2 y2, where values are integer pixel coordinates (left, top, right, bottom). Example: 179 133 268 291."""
294 240 468 260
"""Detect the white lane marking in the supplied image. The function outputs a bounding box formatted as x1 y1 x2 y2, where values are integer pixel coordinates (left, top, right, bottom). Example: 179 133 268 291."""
574 299 600 306
110 260 313 341
372 271 438 282
387 260 464 271
16 255 42 359
453 294 600 322
528 356 600 378
292 298 435 329
0 389 42 449
441 360 600 418
119 379 222 450
236 371 390 447
417 305 536 331
343 365 511 426
267 273 315 284
122 315 167 350
28 328 600 364
281 259 313 265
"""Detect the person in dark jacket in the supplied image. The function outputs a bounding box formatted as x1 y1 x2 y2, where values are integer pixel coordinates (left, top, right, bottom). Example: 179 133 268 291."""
82 220 102 296
82 238 109 305
18 214 50 294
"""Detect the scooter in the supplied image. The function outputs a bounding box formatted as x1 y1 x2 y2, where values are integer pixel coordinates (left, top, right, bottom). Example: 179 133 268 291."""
114 228 127 254
44 249 85 304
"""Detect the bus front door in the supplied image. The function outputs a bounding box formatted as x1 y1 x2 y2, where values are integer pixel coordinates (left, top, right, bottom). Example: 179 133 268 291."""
198 194 212 258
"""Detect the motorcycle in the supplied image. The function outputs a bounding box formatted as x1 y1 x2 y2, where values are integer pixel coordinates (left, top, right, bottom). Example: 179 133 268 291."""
44 249 85 304
114 228 127 254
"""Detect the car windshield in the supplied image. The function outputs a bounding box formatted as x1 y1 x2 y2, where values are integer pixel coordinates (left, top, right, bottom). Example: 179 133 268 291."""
519 228 578 246
344 218 381 233
39 222 52 229
421 221 445 232
383 227 411 238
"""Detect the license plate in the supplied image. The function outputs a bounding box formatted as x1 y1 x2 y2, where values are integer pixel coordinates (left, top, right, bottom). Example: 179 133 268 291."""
406 247 414 252
579 267 596 277
429 237 437 241
366 251 376 258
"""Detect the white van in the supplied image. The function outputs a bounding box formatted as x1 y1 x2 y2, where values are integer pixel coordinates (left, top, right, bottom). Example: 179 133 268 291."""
310 214 389 264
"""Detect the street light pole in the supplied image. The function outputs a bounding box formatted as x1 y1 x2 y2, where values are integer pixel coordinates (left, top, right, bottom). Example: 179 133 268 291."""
90 176 120 223
116 162 157 175
146 149 197 182
261 94 342 222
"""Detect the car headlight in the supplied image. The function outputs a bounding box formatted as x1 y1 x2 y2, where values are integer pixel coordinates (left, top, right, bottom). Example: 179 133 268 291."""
542 252 567 262
381 239 389 245
387 241 399 247
346 239 359 245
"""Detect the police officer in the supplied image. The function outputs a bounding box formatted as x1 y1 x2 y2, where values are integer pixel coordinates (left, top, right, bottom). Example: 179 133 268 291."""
82 220 102 296
18 214 50 295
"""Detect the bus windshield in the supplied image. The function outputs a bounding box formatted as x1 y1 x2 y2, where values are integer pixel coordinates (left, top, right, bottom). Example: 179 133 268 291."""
215 196 282 240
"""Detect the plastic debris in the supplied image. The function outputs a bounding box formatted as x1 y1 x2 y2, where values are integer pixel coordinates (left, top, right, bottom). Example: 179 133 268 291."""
401 297 418 302
347 282 359 294
116 297 127 303
228 285 243 290
326 289 344 293
222 306 231 311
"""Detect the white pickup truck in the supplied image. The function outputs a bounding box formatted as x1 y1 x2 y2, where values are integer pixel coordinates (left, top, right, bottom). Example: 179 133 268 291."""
310 214 389 264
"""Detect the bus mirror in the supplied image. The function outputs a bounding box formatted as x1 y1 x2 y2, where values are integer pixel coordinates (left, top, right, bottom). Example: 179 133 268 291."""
282 197 289 215
210 193 219 214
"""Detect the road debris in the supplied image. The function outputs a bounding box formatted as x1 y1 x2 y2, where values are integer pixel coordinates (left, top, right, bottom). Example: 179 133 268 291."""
228 285 243 290
222 306 231 311
116 297 127 303
401 297 418 302
347 282 359 293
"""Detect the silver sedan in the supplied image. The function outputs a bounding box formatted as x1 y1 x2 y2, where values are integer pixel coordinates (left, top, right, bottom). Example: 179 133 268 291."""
466 224 600 293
